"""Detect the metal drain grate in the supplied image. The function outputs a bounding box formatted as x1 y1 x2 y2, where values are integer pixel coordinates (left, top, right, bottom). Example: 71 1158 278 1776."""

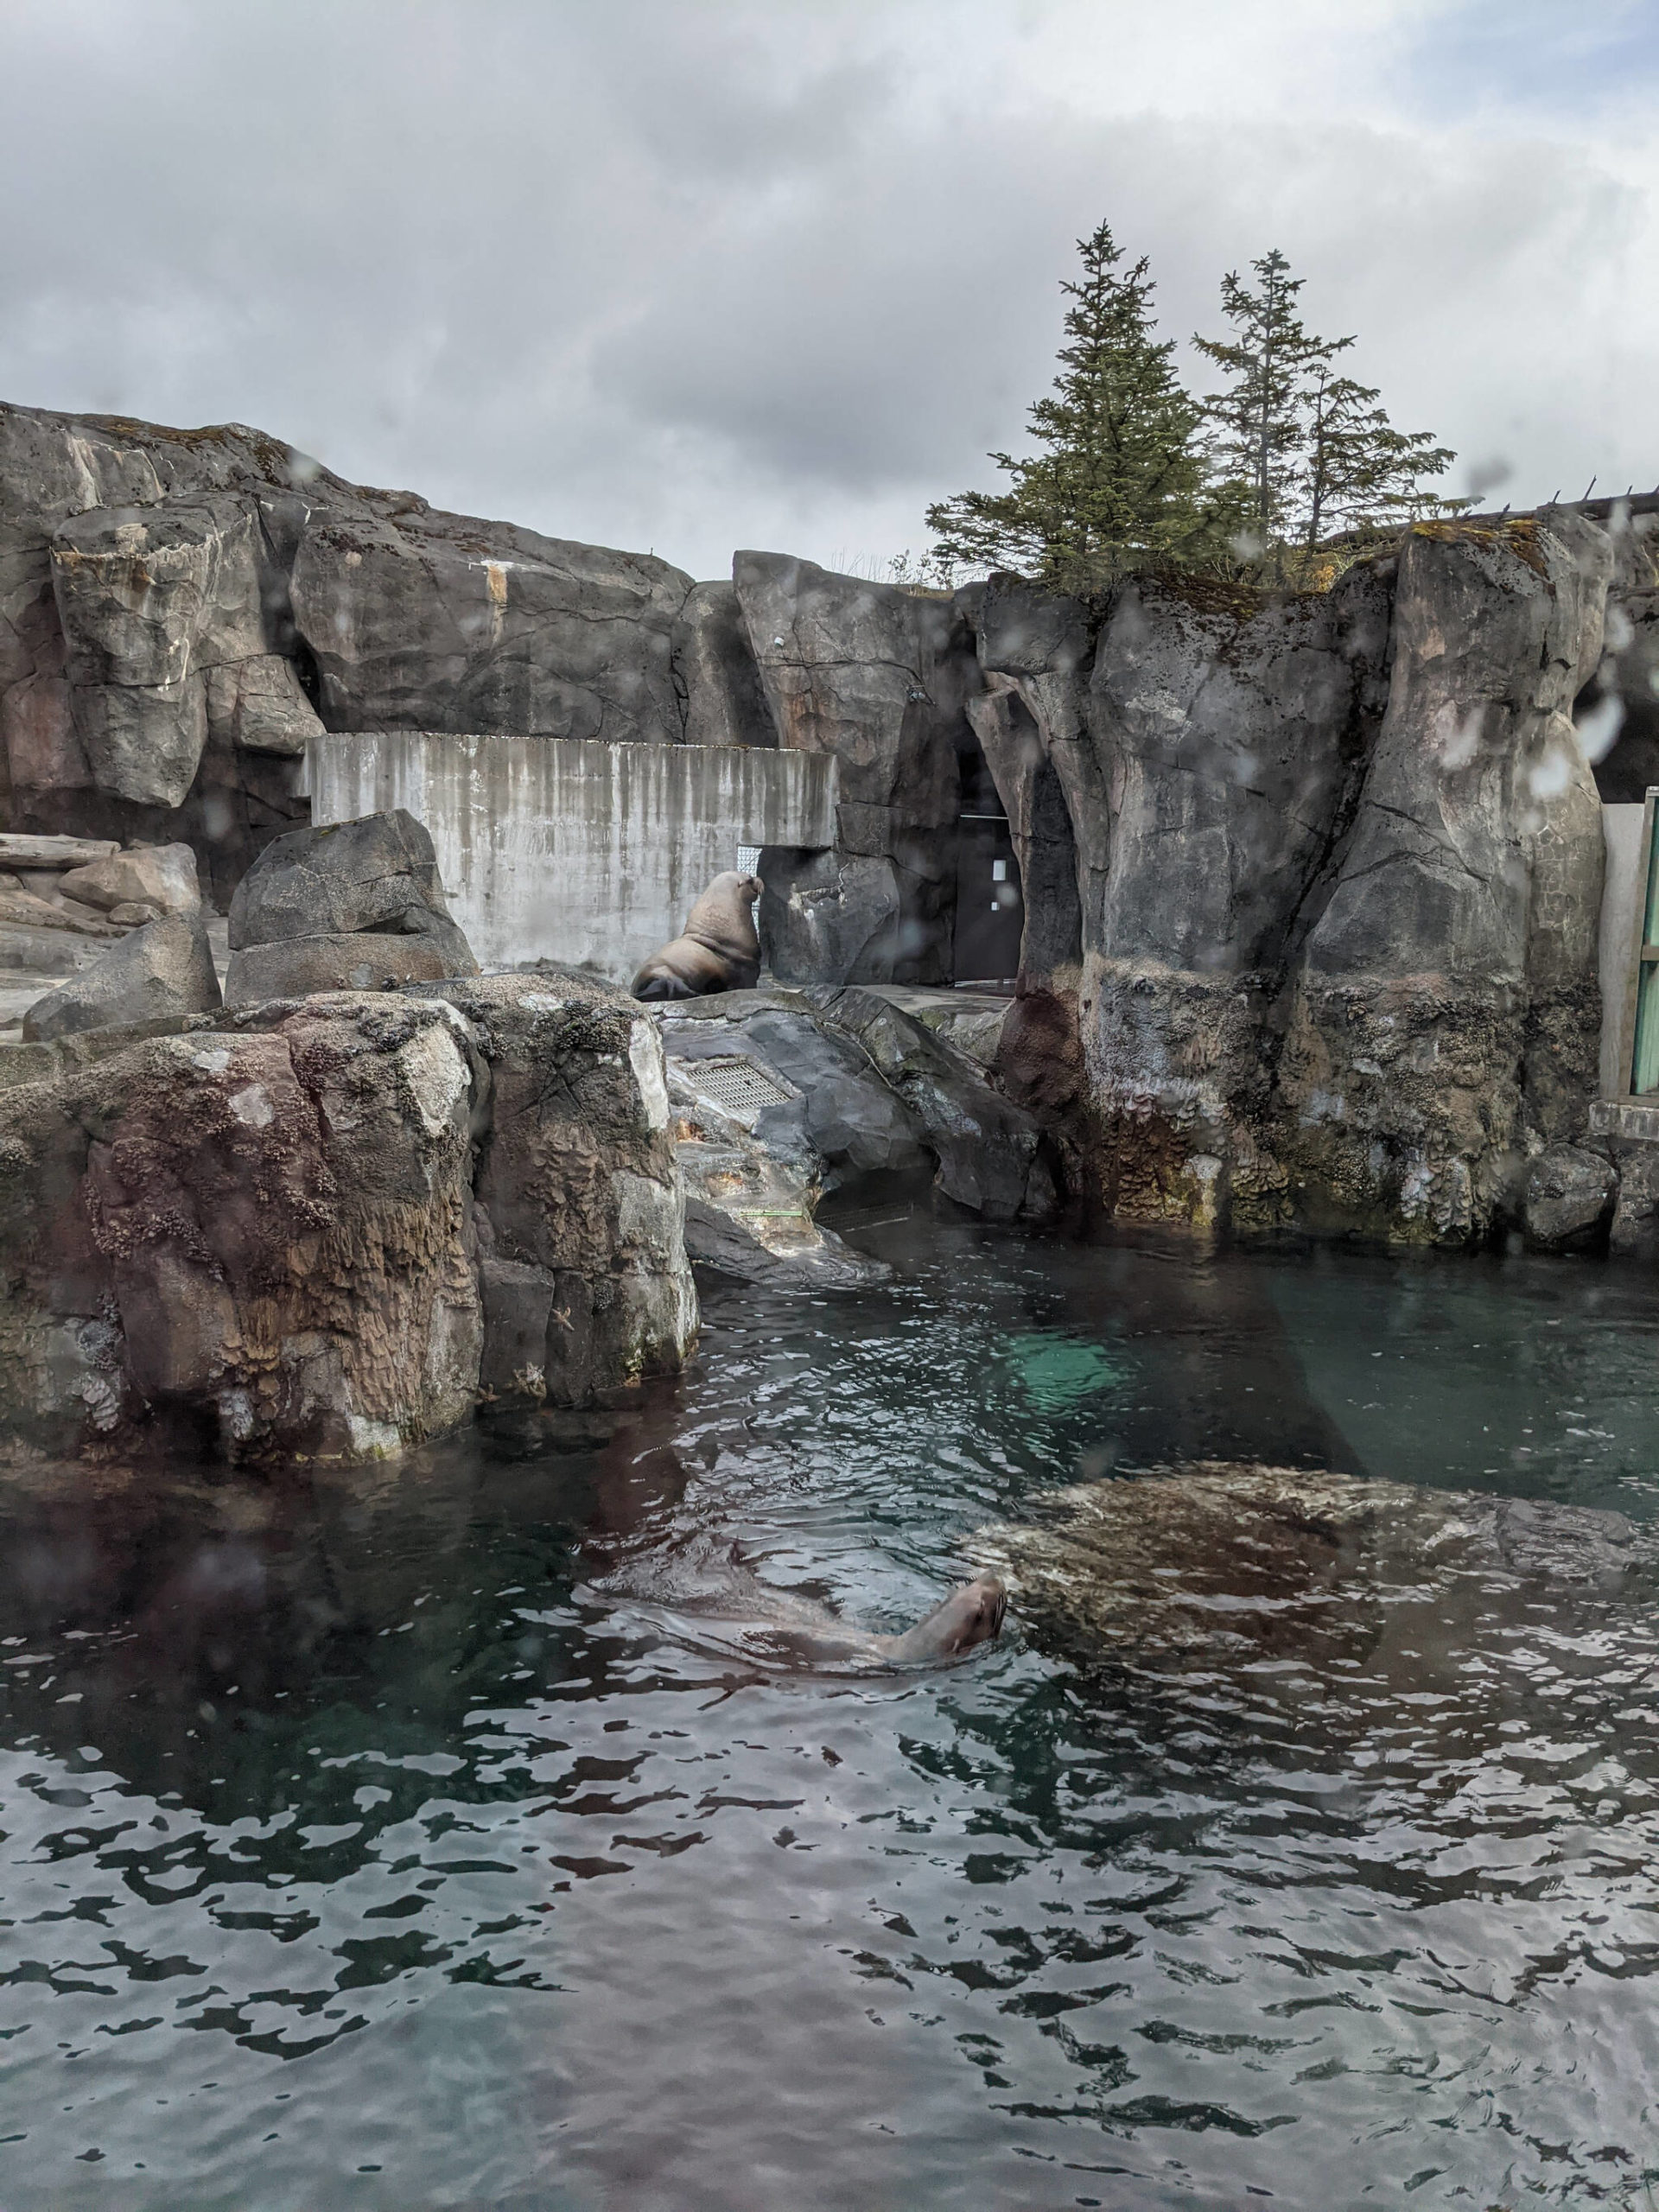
677 1053 797 1128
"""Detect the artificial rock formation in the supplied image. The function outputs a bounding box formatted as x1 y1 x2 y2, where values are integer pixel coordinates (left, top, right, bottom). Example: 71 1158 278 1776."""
225 808 478 1006
21 912 221 1041
653 984 1058 1250
976 512 1656 1246
737 552 982 985
0 403 710 900
8 394 1659 1255
0 974 695 1459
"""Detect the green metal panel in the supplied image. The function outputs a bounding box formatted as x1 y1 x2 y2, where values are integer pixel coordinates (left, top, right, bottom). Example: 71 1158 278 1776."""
1634 962 1659 1095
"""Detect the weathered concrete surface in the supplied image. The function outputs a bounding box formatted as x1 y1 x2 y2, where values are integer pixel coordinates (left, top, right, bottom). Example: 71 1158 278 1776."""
309 734 836 980
0 974 696 1459
736 552 980 983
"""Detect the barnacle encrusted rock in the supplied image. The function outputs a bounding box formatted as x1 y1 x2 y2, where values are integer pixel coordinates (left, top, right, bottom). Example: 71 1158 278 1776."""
0 973 695 1461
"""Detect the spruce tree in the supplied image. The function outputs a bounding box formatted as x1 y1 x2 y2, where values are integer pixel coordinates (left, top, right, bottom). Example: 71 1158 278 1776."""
1192 249 1346 553
1195 248 1465 564
1299 363 1461 547
925 220 1212 594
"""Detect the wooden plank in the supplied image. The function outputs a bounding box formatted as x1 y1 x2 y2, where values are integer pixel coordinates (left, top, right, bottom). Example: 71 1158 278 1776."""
0 834 121 868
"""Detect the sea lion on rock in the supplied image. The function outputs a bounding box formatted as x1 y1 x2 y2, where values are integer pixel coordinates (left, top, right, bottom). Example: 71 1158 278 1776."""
631 870 762 1001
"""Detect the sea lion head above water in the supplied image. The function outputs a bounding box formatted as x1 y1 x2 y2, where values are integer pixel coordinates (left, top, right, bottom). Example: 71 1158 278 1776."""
632 870 763 1001
875 1573 1007 1664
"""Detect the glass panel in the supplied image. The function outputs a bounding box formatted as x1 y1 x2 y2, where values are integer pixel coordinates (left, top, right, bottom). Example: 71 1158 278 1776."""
1633 960 1659 1094
1643 811 1659 945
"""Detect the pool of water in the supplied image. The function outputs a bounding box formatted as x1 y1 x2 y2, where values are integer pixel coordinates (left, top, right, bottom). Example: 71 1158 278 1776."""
3 1206 1659 2209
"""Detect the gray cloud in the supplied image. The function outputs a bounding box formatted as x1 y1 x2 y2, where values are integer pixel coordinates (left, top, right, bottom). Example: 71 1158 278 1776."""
1 0 1655 580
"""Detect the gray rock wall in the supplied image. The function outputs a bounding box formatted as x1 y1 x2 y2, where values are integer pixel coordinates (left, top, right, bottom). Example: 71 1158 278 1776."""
974 514 1651 1246
735 552 980 984
0 402 701 900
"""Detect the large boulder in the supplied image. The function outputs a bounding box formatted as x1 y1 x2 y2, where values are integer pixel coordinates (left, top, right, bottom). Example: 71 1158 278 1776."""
754 849 902 988
230 808 466 948
655 983 1055 1225
0 974 697 1459
49 494 269 808
0 997 478 1457
59 841 200 917
1523 1143 1616 1253
21 912 220 1040
226 933 455 1004
204 653 324 756
225 810 478 1006
811 986 1058 1223
288 499 690 741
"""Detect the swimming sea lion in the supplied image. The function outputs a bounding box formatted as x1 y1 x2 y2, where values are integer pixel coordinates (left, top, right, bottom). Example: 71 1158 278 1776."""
861 1574 1008 1664
631 870 762 1001
590 1541 1007 1671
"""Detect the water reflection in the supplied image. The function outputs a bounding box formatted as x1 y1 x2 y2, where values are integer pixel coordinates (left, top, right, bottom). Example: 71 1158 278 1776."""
1 1214 1657 2209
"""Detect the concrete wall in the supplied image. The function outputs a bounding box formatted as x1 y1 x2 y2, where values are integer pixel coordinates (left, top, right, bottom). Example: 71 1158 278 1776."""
1599 802 1647 1098
308 734 836 980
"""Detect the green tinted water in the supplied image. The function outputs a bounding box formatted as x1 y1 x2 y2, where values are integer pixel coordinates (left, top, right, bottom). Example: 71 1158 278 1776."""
1 1209 1656 2209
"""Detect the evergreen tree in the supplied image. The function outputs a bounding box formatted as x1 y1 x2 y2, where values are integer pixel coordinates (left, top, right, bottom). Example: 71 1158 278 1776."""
1299 362 1461 546
926 220 1213 594
1195 247 1465 563
1192 249 1347 552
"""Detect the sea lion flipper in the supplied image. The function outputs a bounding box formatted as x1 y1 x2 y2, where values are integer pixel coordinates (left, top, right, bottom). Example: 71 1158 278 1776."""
632 969 696 1001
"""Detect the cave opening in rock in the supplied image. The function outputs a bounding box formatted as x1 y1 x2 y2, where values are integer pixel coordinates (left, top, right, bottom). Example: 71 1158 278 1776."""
950 726 1023 985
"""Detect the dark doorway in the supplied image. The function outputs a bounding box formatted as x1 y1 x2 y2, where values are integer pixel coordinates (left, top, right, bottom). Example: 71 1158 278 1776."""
951 735 1022 983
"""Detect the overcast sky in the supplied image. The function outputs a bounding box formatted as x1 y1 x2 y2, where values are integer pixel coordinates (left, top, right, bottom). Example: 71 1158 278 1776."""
2 0 1656 581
